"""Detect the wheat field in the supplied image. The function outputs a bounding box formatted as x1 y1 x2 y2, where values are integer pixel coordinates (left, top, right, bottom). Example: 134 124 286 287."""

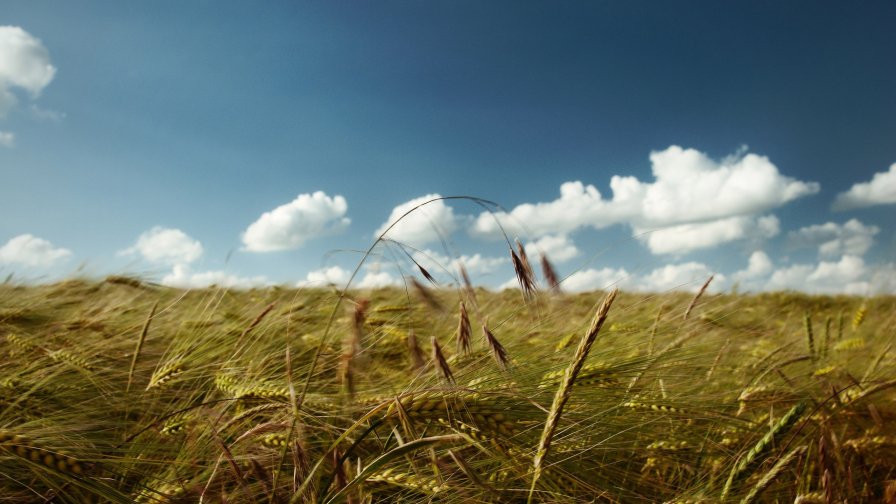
0 275 893 503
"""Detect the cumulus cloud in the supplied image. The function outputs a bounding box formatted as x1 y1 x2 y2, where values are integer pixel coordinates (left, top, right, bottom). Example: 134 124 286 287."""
162 264 269 289
562 267 632 292
471 181 623 238
524 234 581 263
471 146 818 255
733 251 773 284
242 191 350 252
412 249 506 279
863 263 896 295
0 233 71 268
638 262 723 293
0 26 56 117
297 265 352 287
639 147 817 224
120 227 203 265
506 261 720 293
297 265 401 289
766 255 869 295
374 194 458 247
726 249 895 295
638 215 779 255
356 270 401 289
789 219 879 258
0 131 13 147
832 163 896 210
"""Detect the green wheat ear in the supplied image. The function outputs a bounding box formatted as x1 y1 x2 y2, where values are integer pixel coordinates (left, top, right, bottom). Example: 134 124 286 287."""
721 401 807 500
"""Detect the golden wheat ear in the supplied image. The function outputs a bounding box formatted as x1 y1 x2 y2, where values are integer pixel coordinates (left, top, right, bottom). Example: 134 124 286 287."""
530 288 618 503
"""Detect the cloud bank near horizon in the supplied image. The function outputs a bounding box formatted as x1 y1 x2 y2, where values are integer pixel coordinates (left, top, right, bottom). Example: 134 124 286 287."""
4 146 894 294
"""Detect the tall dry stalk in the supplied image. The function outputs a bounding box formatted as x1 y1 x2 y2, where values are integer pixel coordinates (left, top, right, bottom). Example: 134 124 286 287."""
529 288 618 503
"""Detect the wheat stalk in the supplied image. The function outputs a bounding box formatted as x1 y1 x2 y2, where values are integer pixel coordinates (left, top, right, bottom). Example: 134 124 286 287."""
721 400 807 500
529 288 617 503
739 445 807 504
127 301 157 392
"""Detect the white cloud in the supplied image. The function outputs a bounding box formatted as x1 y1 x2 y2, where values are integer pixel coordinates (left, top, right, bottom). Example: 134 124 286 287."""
638 262 724 293
638 215 779 255
832 163 896 210
471 181 624 238
864 263 896 295
506 261 720 293
242 191 350 252
0 234 71 268
374 194 458 247
162 264 268 289
766 255 869 295
356 270 401 289
0 26 56 117
120 227 203 265
29 104 65 122
789 219 879 258
639 147 817 224
524 234 580 263
562 267 632 292
412 249 506 279
297 265 352 287
733 251 773 283
497 277 522 291
297 265 402 289
471 146 818 256
0 131 13 147
727 250 895 295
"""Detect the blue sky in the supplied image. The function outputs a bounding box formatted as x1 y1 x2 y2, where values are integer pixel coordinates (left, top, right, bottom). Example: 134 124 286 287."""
1 1 895 294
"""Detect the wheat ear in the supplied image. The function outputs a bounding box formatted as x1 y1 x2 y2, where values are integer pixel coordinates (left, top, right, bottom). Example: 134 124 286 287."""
683 275 713 320
528 288 617 503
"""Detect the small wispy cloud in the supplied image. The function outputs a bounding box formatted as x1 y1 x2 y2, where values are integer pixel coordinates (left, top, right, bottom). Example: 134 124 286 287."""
0 131 13 148
30 104 65 122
